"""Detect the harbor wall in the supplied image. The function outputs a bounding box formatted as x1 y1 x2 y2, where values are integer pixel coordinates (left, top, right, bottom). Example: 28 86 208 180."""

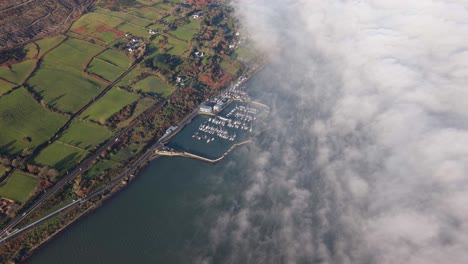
156 140 252 164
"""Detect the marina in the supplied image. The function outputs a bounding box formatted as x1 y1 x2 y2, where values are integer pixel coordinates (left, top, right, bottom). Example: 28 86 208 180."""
193 105 257 143
165 84 269 161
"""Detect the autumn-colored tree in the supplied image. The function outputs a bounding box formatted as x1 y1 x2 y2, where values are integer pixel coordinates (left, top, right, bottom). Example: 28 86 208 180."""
0 157 11 166
11 158 25 169
21 148 33 157
72 176 82 195
47 169 59 182
39 178 52 190
38 166 49 178
26 164 39 174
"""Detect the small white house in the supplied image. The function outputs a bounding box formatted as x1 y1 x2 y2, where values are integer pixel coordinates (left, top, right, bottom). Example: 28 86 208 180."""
200 105 213 113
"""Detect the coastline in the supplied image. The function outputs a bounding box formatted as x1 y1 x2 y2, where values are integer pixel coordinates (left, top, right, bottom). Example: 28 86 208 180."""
5 62 268 262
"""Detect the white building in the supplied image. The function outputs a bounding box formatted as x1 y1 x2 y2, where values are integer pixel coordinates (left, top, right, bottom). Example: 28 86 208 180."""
200 105 213 113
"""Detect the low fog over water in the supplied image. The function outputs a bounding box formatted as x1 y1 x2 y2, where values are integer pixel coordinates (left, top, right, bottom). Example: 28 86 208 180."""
202 1 468 263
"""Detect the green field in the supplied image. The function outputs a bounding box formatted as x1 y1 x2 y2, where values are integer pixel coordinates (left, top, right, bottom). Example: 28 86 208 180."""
162 15 179 23
81 88 139 124
33 141 88 172
129 7 164 21
28 68 106 113
166 37 190 56
115 65 145 88
185 18 201 30
41 38 103 73
24 43 39 59
171 27 196 42
87 49 129 82
83 159 119 179
59 120 113 150
136 0 156 5
146 35 164 57
0 88 67 155
87 59 124 82
81 12 125 27
117 97 157 128
147 22 166 32
0 60 36 85
0 81 16 96
97 49 130 69
64 31 88 41
153 2 172 11
134 76 175 98
94 8 151 27
35 35 67 58
116 22 149 38
87 8 152 39
111 143 143 162
28 38 107 113
0 171 39 203
0 166 8 178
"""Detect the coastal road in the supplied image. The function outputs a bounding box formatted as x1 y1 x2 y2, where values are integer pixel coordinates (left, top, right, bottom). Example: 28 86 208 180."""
0 136 169 243
0 199 82 244
0 141 166 243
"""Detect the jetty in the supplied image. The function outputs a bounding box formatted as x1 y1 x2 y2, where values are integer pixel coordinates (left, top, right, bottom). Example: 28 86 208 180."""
154 140 252 163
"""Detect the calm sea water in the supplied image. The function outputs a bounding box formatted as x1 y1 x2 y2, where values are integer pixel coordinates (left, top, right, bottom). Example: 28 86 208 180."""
26 153 253 264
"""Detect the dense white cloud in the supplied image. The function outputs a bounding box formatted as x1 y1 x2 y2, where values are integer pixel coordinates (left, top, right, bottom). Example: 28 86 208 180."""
203 1 468 263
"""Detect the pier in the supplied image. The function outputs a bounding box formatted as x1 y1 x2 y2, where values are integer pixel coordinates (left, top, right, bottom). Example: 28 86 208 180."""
154 140 252 163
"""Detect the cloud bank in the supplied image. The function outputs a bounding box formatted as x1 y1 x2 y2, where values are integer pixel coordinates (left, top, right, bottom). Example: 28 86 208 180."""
202 1 468 263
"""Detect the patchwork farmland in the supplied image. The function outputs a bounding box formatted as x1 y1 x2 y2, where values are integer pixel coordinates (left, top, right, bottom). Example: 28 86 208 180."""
86 49 130 82
27 38 108 113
